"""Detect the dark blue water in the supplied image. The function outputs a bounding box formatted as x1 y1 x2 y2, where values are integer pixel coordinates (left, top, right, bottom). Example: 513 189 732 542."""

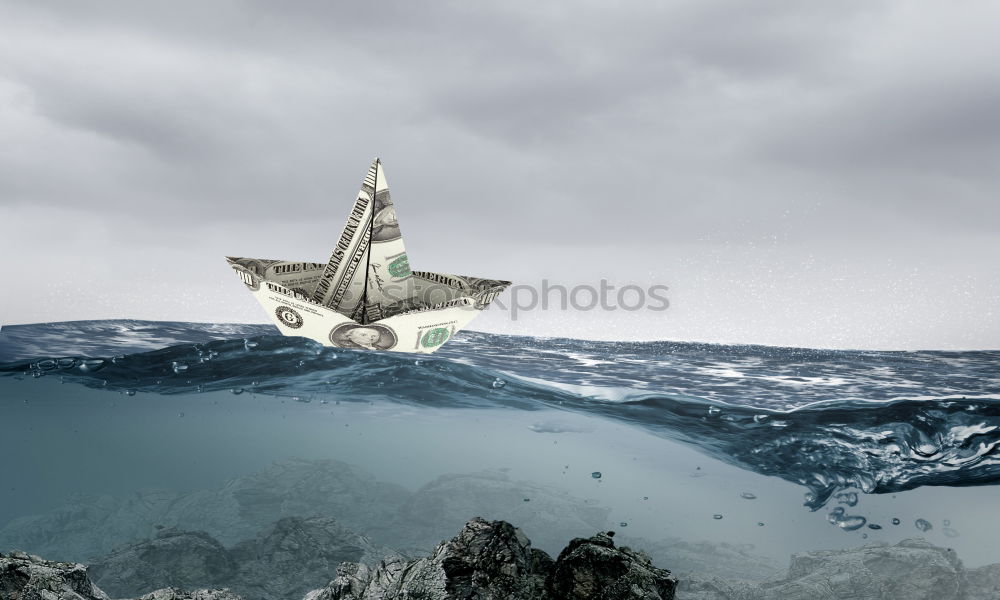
2 320 999 571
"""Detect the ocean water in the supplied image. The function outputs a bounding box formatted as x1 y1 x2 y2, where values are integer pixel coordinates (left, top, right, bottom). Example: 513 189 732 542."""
2 320 1000 581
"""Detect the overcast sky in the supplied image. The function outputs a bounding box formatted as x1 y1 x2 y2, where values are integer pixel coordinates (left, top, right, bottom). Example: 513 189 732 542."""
1 1 998 349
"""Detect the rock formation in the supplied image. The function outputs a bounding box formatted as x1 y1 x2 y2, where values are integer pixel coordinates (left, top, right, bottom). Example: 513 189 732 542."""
678 537 992 600
90 516 393 600
0 550 238 600
2 519 678 600
309 517 677 600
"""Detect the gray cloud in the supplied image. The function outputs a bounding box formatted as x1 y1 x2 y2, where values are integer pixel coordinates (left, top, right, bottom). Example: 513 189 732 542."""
1 1 998 348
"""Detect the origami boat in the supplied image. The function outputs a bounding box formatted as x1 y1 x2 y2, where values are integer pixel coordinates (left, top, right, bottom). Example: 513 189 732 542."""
226 159 510 353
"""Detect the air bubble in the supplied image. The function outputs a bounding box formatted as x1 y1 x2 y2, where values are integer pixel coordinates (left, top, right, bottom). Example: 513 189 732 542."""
124 390 136 397
835 492 859 507
492 378 506 389
915 518 933 532
591 471 602 479
230 388 244 395
172 362 188 374
891 518 901 525
707 406 722 416
740 492 757 500
712 514 723 520
244 340 259 349
836 516 867 531
619 522 628 527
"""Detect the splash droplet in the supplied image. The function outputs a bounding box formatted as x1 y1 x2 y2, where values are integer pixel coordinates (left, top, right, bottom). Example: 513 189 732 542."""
591 471 602 479
619 522 628 527
915 518 933 532
740 492 757 500
868 524 882 530
244 340 259 349
124 389 136 397
230 388 244 395
712 514 723 520
707 406 722 416
172 362 188 374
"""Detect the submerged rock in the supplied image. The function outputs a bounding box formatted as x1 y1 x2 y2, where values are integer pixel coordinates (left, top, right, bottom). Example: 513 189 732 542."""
678 537 972 600
90 516 392 600
135 589 244 600
769 538 966 599
0 550 238 600
307 517 677 600
549 531 678 599
92 529 236 596
0 550 109 600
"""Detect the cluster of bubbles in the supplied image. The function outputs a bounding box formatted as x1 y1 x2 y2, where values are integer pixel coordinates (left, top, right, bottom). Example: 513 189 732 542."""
25 357 107 379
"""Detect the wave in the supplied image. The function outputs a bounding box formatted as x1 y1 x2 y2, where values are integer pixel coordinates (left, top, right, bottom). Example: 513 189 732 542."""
2 320 1000 510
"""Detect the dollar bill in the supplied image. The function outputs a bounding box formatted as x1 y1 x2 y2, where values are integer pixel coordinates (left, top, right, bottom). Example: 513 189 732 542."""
226 257 326 297
227 158 511 353
310 159 417 323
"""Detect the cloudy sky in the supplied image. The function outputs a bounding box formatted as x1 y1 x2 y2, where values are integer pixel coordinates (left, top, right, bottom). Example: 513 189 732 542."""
1 1 998 349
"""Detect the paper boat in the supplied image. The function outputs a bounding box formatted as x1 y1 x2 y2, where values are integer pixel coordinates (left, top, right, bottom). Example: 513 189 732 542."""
226 159 511 353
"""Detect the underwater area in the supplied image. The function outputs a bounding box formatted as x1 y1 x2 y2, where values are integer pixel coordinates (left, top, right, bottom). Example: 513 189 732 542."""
2 319 1000 598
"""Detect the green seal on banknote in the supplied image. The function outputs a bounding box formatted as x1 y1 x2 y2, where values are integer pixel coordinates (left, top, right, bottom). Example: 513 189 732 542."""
420 327 451 348
387 254 412 278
